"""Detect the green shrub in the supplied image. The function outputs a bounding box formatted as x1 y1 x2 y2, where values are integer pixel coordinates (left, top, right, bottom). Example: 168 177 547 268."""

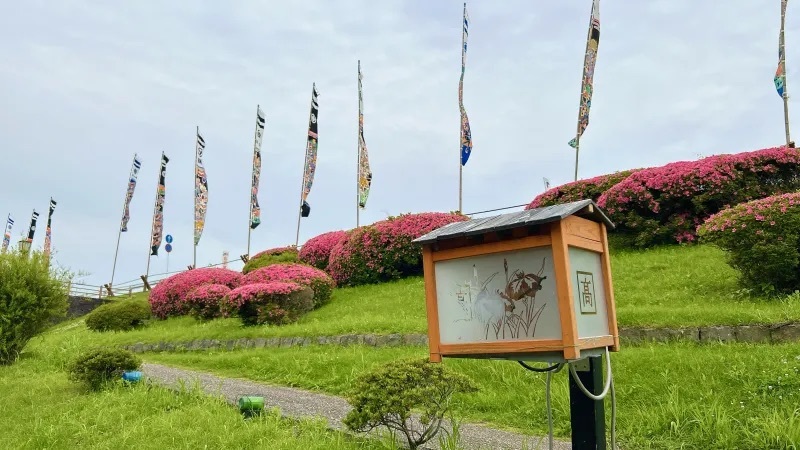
84 298 151 332
344 358 477 450
68 347 142 391
225 282 314 326
0 250 68 365
698 192 800 295
243 246 299 274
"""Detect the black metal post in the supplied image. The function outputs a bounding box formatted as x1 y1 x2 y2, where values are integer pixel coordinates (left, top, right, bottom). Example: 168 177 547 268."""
569 356 606 449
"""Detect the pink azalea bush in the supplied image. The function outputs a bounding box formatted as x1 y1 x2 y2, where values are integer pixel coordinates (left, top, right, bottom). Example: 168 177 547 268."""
526 170 639 209
327 212 469 286
225 282 314 326
184 284 232 320
243 245 299 274
243 263 335 308
299 230 348 270
598 146 800 247
149 268 242 319
698 192 800 295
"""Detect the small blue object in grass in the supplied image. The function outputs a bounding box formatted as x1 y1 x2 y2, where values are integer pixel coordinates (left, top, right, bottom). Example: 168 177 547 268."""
238 396 265 416
122 371 143 383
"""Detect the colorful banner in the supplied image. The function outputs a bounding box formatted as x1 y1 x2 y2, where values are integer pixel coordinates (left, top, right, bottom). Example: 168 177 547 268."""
194 130 208 245
459 2 473 166
250 106 266 229
300 83 320 217
120 154 142 232
1 214 13 253
357 61 372 208
150 153 169 256
569 0 601 149
26 210 39 243
43 198 56 257
775 0 788 97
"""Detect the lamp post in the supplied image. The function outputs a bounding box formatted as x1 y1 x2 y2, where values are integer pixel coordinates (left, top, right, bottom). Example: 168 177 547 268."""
17 239 31 257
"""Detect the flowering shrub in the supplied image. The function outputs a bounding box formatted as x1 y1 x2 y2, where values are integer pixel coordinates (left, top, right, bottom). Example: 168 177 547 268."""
243 245 299 274
299 230 348 270
225 282 314 326
184 284 232 320
243 263 335 308
598 146 800 247
148 268 242 319
526 170 639 209
698 192 800 295
327 212 468 286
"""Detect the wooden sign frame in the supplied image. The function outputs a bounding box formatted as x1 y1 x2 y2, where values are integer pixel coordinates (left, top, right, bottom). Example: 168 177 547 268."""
420 214 619 362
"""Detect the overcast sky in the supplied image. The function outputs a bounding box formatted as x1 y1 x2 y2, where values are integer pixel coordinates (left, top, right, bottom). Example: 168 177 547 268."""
1 0 797 287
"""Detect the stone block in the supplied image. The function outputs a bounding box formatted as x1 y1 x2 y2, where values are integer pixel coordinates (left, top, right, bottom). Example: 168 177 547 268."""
734 325 771 343
700 326 736 343
771 322 800 343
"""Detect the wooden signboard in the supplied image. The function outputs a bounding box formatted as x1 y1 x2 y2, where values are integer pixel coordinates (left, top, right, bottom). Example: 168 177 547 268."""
413 200 619 363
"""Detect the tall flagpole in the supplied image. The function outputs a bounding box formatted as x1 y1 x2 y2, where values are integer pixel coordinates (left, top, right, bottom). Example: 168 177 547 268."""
571 0 600 181
193 125 198 269
356 62 360 227
458 2 466 213
111 155 140 287
780 0 792 148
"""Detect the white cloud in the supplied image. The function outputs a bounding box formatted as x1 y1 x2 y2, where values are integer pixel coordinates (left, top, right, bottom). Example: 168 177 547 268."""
0 0 797 285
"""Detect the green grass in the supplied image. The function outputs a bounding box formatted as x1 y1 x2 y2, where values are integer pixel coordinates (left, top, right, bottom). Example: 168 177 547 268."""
0 338 390 450
146 342 800 450
84 245 800 349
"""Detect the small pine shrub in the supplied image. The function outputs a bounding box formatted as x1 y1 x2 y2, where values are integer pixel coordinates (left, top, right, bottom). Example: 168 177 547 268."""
0 250 69 365
599 146 800 247
85 298 151 332
698 192 800 295
226 282 314 326
242 263 335 308
299 230 348 270
527 169 639 209
327 212 468 286
148 268 242 319
184 284 232 320
68 347 142 391
344 358 477 450
243 246 299 274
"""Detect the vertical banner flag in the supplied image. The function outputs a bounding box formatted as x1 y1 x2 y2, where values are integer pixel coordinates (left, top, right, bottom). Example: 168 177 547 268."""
150 153 169 256
250 106 266 229
43 198 57 257
1 214 13 253
569 0 601 148
459 3 473 166
775 0 788 98
120 154 142 232
27 210 39 243
300 83 320 217
194 130 208 245
357 62 372 208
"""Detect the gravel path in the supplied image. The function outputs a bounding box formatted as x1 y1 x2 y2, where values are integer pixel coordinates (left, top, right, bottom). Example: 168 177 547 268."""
142 363 571 450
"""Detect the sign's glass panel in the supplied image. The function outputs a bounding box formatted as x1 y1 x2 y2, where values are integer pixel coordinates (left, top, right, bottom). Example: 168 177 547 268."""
568 246 610 338
434 247 562 344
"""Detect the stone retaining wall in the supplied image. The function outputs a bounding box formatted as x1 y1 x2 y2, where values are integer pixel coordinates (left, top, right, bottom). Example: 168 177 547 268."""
122 322 800 353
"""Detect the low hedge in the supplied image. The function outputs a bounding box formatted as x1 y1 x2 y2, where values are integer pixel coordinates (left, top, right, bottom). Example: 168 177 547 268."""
68 347 141 391
598 146 800 247
225 282 314 326
242 263 335 308
148 268 242 319
698 192 800 295
298 230 348 270
85 298 151 332
327 212 468 286
526 169 639 209
243 246 299 274
184 284 232 320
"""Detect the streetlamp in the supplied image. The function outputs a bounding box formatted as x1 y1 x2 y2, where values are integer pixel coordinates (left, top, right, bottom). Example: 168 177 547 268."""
17 239 31 256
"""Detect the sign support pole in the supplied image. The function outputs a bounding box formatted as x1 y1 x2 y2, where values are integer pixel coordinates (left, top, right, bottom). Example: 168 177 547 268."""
569 356 607 449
